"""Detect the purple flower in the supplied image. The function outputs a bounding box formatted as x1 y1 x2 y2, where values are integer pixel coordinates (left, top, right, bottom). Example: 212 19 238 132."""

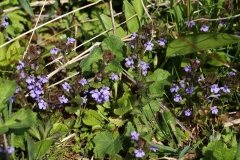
50 46 59 55
174 94 182 102
4 14 9 20
131 131 139 141
125 57 135 68
149 146 159 152
200 25 209 32
220 85 230 93
38 75 49 83
129 41 135 48
82 95 87 104
131 33 138 40
186 85 194 94
66 37 75 45
210 84 220 93
170 84 179 93
184 66 192 72
38 99 47 110
26 75 35 84
157 38 167 46
90 86 110 103
59 95 68 103
198 74 204 82
134 148 145 158
179 79 186 88
62 82 71 92
16 61 25 70
185 109 192 116
144 41 154 51
229 72 236 76
15 87 20 94
1 20 9 27
110 73 118 81
219 22 226 27
20 71 25 79
79 78 88 86
185 20 195 28
138 61 150 76
210 106 218 114
0 146 14 154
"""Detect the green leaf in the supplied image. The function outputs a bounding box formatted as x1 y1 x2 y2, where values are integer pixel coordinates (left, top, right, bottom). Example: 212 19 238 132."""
18 0 34 17
4 108 37 129
33 140 53 159
0 32 6 61
0 80 17 103
12 134 25 149
207 52 230 66
0 126 9 134
102 36 125 62
28 124 41 140
0 59 10 66
80 46 103 76
202 140 222 158
178 146 190 160
105 60 123 74
166 33 240 57
213 147 235 160
82 110 102 126
49 123 69 135
123 0 140 33
93 131 122 158
114 96 132 116
99 14 127 38
6 40 21 59
131 0 145 20
147 69 171 97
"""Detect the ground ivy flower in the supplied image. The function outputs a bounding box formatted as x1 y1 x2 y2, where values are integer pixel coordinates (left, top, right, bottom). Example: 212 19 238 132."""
134 148 145 158
62 82 71 92
20 71 25 79
185 20 195 28
1 20 9 27
82 95 87 104
184 66 192 72
200 24 209 32
170 84 179 93
185 109 192 116
174 94 182 102
198 74 204 82
144 41 154 51
186 85 194 94
38 75 49 83
157 38 167 46
220 85 230 93
138 61 150 76
210 84 220 93
38 99 47 110
26 75 35 84
211 106 218 114
50 46 59 55
59 95 68 103
109 73 118 81
125 57 135 68
131 33 138 40
16 61 25 70
179 79 186 88
149 146 159 152
229 71 236 76
0 146 14 154
79 78 88 86
90 86 110 103
131 131 139 141
66 37 75 45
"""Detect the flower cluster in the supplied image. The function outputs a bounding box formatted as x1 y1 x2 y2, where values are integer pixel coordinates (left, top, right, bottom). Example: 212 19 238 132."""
130 131 158 158
26 75 49 110
1 14 9 28
185 20 195 28
125 58 150 76
66 37 75 45
79 78 88 86
157 38 167 46
0 146 14 154
200 24 209 32
16 61 25 70
144 41 154 51
50 46 60 55
62 82 71 92
90 86 110 103
109 73 118 81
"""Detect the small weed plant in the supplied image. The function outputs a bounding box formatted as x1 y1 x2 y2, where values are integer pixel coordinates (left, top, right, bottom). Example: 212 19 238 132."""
1 0 240 159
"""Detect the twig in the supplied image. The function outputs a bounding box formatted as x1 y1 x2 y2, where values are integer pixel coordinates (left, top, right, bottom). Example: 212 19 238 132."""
109 0 116 36
23 0 47 59
0 0 103 50
3 0 69 13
